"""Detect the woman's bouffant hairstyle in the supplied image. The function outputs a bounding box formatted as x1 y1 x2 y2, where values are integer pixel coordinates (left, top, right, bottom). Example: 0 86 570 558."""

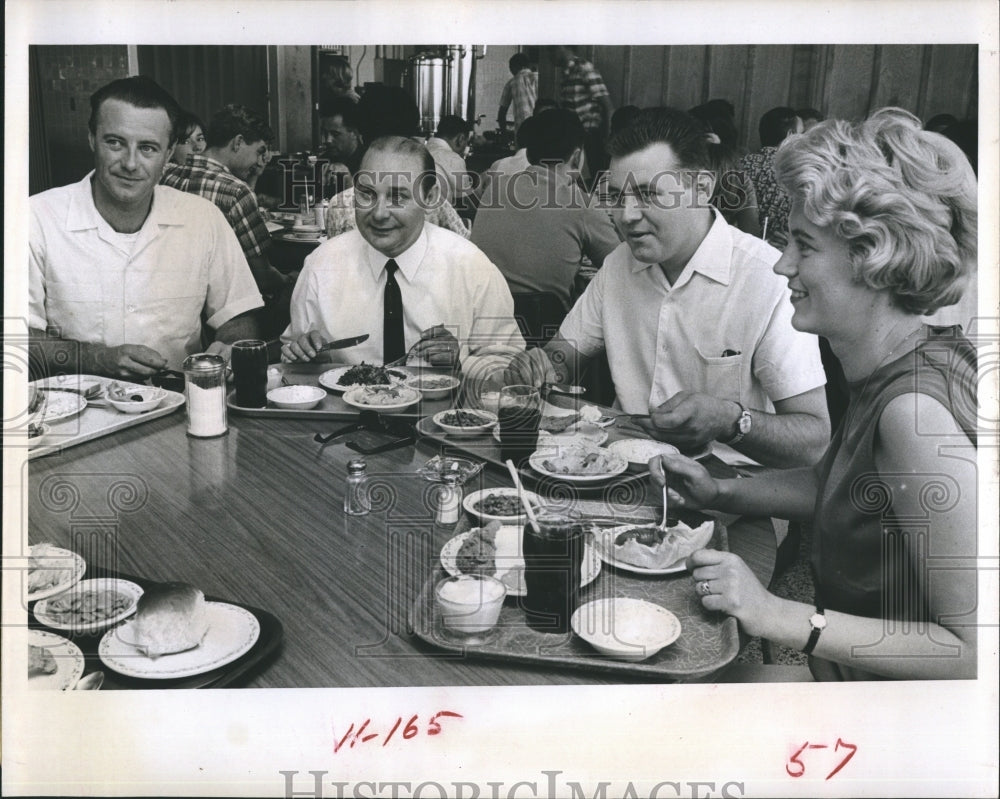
774 107 977 315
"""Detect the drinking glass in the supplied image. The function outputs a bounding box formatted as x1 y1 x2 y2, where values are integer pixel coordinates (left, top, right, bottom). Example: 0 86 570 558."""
521 512 586 634
496 384 541 467
230 339 268 408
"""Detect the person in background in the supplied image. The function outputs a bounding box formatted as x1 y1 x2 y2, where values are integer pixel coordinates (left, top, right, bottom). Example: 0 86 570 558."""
169 109 206 165
323 86 470 239
474 113 539 203
651 108 978 681
497 52 538 135
161 103 290 301
318 95 364 199
319 54 360 105
688 99 761 237
29 76 262 378
506 106 829 469
282 136 523 370
797 107 824 132
738 106 803 249
550 46 613 185
924 112 958 134
471 108 620 311
425 114 475 207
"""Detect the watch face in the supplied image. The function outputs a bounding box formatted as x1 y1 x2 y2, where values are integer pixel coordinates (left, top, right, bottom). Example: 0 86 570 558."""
810 613 827 630
738 412 752 434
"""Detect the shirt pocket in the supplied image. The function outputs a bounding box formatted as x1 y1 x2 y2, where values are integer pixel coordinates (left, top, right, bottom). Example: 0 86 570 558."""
691 346 745 405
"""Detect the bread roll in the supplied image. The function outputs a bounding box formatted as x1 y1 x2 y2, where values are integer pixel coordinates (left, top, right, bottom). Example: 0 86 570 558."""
133 582 209 658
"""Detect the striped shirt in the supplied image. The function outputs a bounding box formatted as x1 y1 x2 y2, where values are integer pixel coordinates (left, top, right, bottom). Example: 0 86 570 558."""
161 155 272 259
559 58 609 132
499 68 538 131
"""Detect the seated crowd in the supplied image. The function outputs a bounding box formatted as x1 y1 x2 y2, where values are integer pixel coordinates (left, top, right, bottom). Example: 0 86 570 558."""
28 72 979 681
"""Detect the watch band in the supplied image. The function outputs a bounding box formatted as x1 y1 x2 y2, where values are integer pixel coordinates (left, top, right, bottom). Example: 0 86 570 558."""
802 602 826 655
723 402 751 445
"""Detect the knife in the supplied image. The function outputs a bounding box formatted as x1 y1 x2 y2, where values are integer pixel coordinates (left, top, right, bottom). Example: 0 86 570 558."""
265 334 369 361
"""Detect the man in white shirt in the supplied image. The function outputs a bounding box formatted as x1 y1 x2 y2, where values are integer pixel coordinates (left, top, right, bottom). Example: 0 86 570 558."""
29 76 263 378
281 136 523 369
507 107 830 468
425 115 474 207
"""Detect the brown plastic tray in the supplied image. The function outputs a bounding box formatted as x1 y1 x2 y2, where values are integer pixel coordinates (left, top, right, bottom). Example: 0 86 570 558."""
409 517 738 682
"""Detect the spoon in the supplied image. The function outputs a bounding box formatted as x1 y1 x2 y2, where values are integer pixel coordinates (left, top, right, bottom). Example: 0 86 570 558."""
659 483 670 531
73 671 104 691
504 459 540 534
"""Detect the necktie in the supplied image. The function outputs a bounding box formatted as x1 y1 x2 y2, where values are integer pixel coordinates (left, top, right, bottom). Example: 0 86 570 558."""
383 259 405 365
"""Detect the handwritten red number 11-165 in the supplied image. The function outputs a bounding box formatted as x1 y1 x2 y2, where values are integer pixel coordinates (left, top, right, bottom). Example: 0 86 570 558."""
334 711 463 753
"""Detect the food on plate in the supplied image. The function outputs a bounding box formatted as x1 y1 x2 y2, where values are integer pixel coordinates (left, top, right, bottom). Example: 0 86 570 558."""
476 493 536 518
351 384 418 406
538 447 621 476
438 409 492 427
44 587 133 626
337 362 404 387
411 376 456 390
578 405 602 424
106 382 147 403
29 644 58 677
609 438 681 464
455 520 502 575
540 412 580 433
607 519 714 570
27 544 76 593
132 582 210 658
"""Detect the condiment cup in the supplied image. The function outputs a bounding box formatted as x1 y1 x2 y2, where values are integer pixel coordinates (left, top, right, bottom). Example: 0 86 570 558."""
106 387 166 414
435 574 507 638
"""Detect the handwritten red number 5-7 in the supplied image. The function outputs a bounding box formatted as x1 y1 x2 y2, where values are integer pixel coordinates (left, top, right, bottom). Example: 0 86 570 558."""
786 738 857 780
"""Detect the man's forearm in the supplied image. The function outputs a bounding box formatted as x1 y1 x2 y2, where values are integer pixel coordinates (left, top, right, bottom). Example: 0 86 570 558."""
29 328 113 378
727 408 829 469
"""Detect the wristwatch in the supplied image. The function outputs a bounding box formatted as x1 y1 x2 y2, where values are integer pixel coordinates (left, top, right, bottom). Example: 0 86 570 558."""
723 402 752 445
802 604 827 655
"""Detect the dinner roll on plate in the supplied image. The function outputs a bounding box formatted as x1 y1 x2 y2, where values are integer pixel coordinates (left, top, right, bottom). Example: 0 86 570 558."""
133 582 209 658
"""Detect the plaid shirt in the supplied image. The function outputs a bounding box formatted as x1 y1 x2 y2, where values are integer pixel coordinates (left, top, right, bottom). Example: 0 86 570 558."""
324 186 470 239
737 146 790 250
500 68 538 131
161 156 271 259
559 58 609 132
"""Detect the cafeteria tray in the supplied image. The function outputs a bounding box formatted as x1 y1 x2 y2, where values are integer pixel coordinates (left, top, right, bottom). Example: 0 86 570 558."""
25 376 184 460
227 363 455 421
409 515 738 682
27 565 283 690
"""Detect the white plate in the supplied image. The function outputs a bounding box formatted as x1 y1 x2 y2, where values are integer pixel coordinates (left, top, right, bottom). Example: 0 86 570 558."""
591 520 714 575
31 374 104 397
440 525 601 596
318 365 412 393
463 487 543 523
607 438 682 470
28 629 85 690
34 578 144 635
342 384 421 412
528 447 628 484
491 423 608 447
571 598 681 661
266 384 326 409
26 545 87 602
98 602 260 679
36 391 88 424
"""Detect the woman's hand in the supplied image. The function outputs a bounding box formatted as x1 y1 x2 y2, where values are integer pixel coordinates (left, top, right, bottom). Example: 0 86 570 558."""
686 549 778 638
648 453 721 510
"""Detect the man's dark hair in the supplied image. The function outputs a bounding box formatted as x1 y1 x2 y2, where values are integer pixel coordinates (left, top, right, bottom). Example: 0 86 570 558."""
509 52 530 74
319 96 361 132
526 108 584 165
435 115 472 140
610 104 642 136
361 135 438 198
357 84 421 141
88 76 182 145
758 106 800 147
175 109 204 142
688 99 738 147
205 104 274 148
533 98 559 115
606 106 710 171
515 114 541 150
797 107 823 124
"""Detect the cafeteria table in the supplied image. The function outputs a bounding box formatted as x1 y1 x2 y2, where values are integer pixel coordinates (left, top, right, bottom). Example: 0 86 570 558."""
24 410 776 688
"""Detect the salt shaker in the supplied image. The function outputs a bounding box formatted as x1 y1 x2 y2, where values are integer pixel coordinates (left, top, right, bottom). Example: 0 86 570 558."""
182 353 228 438
436 472 462 525
344 458 371 516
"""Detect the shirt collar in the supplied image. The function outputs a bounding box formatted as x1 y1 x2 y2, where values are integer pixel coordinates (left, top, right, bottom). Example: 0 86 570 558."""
364 225 429 282
67 171 187 234
628 208 733 287
189 152 234 176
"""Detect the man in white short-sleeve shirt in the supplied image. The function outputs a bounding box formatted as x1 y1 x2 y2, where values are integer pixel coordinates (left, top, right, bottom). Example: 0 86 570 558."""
282 136 523 370
507 107 829 468
29 76 263 377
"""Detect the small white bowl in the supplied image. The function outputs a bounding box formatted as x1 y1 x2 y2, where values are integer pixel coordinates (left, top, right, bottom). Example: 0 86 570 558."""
432 408 498 437
607 438 681 472
463 487 543 524
106 387 166 414
435 574 507 636
266 384 326 410
571 597 682 661
405 373 460 400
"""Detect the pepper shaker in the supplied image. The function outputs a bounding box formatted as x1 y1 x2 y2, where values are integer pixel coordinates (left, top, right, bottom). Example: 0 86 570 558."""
344 458 371 516
436 472 462 525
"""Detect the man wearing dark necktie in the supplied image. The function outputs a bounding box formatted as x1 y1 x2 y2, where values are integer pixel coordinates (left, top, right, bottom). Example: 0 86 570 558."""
281 136 524 369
